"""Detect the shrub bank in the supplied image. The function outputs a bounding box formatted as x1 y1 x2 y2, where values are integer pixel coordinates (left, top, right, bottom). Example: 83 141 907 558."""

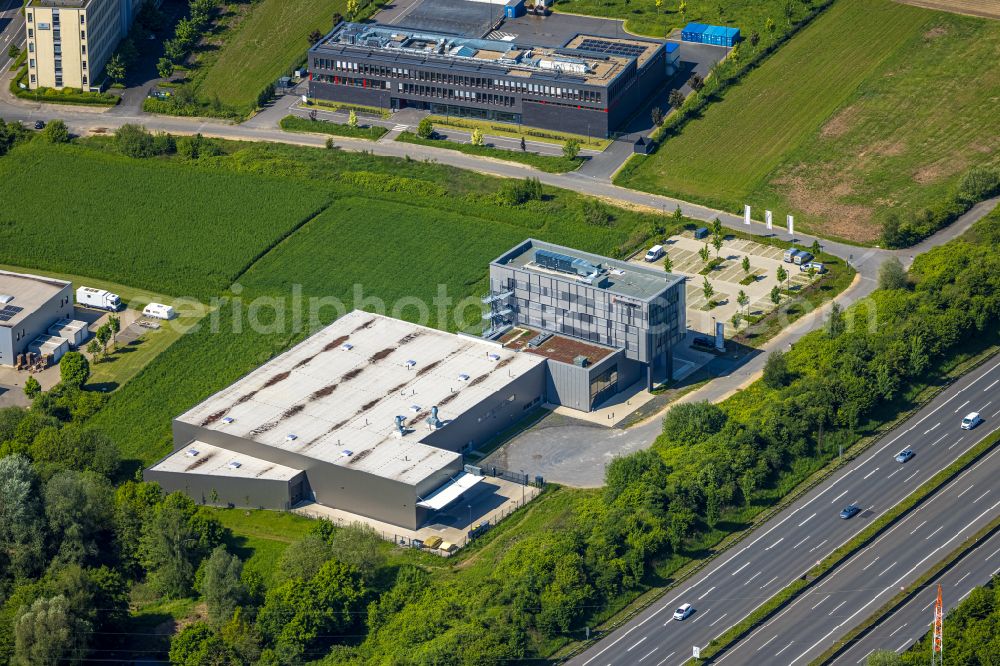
396 131 583 173
279 115 388 140
9 67 118 106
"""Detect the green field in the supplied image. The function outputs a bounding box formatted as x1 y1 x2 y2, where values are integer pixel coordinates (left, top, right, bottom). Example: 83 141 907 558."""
553 0 812 39
197 0 348 108
618 0 1000 243
0 143 330 299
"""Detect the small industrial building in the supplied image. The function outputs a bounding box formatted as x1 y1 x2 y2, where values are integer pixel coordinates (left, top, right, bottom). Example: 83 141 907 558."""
486 240 686 397
308 19 669 137
0 270 75 367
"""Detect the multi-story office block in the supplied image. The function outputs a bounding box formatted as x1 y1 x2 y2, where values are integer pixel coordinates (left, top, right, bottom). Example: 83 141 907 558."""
308 22 668 137
487 240 686 402
25 0 147 90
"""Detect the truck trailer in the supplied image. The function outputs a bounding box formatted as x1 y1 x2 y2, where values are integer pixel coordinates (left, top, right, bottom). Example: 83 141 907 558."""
76 286 121 311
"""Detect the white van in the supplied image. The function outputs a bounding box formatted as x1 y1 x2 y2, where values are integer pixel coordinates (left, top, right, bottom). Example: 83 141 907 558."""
76 286 121 311
644 245 665 262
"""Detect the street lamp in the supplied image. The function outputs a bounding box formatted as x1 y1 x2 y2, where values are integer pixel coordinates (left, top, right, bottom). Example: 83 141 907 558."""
468 504 473 526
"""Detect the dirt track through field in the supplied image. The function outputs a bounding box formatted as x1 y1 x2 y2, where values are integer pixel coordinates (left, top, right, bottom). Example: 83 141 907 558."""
895 0 1000 19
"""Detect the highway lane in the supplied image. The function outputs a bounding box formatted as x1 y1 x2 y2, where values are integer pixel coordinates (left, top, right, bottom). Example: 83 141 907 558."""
713 445 1000 665
832 526 1000 665
0 0 25 73
569 356 1000 666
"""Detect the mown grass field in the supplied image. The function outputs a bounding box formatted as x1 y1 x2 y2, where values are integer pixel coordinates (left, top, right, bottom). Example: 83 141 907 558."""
0 143 330 299
553 0 811 38
197 0 347 108
618 0 1000 243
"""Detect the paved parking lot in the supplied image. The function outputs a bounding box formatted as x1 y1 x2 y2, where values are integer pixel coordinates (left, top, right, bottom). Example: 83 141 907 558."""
634 231 817 336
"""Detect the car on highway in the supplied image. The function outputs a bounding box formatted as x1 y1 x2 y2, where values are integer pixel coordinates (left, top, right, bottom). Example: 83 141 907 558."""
839 504 861 520
961 412 982 430
673 603 694 621
894 449 915 463
33 120 45 130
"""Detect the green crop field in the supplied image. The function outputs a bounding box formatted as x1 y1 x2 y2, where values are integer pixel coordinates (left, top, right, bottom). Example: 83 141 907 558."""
553 0 811 39
618 0 1000 243
198 0 347 108
0 143 330 299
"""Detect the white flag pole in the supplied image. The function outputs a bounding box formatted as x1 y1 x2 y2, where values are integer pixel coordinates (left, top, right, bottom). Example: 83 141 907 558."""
787 214 794 238
744 204 751 226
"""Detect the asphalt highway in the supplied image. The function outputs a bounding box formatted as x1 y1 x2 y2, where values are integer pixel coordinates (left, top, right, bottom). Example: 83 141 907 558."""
714 445 1000 665
0 0 24 73
831 525 1000 665
569 356 1000 666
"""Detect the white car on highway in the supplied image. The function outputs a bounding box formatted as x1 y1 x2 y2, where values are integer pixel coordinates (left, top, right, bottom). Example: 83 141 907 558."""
961 412 982 430
673 603 694 621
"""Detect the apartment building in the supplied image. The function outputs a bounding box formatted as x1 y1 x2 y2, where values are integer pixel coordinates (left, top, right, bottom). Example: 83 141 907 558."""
25 0 145 90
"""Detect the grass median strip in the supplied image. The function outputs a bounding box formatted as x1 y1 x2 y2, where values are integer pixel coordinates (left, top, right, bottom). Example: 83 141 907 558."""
810 514 1000 665
687 427 1000 664
279 115 388 140
396 131 583 173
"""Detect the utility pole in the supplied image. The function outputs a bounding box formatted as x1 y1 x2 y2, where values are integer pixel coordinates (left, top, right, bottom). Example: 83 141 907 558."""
931 583 943 666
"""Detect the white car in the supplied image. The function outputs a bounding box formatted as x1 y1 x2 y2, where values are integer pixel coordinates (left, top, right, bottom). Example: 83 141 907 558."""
673 603 694 621
645 245 665 262
961 412 982 430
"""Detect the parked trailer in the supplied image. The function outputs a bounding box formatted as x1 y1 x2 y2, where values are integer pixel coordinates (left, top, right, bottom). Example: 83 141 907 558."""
77 286 121 311
142 302 176 320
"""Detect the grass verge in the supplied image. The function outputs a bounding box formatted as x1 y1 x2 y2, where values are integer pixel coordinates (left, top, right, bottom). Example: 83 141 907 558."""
425 115 611 150
809 515 1000 666
306 99 392 119
279 114 388 140
688 426 1000 664
9 67 118 106
397 131 583 173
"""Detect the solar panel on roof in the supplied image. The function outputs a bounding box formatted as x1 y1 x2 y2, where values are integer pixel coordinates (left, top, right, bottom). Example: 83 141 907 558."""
576 38 647 59
0 314 10 322
2 305 23 314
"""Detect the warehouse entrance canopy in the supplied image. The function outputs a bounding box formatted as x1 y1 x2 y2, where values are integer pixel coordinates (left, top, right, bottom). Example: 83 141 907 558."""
417 473 484 510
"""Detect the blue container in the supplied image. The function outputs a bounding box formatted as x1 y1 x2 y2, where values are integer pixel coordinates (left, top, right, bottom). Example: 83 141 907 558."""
682 22 708 43
703 25 725 45
504 0 525 18
723 27 741 46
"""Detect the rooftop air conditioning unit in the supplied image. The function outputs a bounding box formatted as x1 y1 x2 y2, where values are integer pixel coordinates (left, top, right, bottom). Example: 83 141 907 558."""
340 449 354 457
186 449 200 457
405 359 417 369
228 461 242 469
458 373 470 381
221 416 235 425
488 353 501 362
285 434 298 442
341 343 354 351
410 405 422 413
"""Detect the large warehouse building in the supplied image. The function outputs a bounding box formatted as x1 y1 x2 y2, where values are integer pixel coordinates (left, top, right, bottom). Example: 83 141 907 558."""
147 311 549 529
308 20 668 136
0 270 75 366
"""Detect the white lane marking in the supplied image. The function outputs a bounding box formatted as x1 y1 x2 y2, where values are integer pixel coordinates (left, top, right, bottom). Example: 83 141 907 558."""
831 489 849 504
862 556 880 571
744 571 762 586
895 640 910 653
955 399 971 413
829 600 848 616
863 467 880 480
731 562 750 576
949 436 966 450
757 635 778 652
887 468 901 479
889 623 907 637
690 611 706 624
760 576 778 589
811 595 830 610
926 525 945 541
793 535 810 549
903 469 920 483
654 651 675 666
985 379 999 392
627 636 648 652
857 648 875 663
638 646 658 662
765 537 784 551
697 586 716 600
709 613 728 627
809 539 829 553
959 588 974 601
775 642 794 656
930 432 948 446
923 423 940 435
988 545 1000 559
798 512 816 527
922 599 935 611
956 484 975 499
973 490 991 503
910 520 927 535
878 561 897 577
956 571 971 585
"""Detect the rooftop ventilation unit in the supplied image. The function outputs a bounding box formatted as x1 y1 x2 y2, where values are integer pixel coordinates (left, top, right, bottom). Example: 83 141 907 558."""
410 404 422 413
394 415 406 434
458 373 470 382
487 352 501 362
405 359 417 369
228 461 242 469
221 416 235 425
534 249 601 280
527 331 553 348
0 295 13 305
340 449 354 457
185 449 200 457
426 406 444 429
341 343 354 351
285 434 298 442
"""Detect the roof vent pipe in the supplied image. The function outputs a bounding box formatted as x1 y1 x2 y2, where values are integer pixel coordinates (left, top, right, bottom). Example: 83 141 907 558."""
427 406 444 430
395 415 406 434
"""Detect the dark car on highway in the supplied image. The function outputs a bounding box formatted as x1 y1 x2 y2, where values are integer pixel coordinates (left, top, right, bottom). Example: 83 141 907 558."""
839 505 861 520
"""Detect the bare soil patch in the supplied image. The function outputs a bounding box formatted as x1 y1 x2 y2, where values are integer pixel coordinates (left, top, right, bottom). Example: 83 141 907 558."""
773 168 878 242
895 0 1000 20
821 105 861 139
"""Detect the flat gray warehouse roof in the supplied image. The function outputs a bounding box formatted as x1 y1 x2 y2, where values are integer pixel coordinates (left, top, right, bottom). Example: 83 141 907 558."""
177 311 545 485
151 441 303 482
0 270 70 328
